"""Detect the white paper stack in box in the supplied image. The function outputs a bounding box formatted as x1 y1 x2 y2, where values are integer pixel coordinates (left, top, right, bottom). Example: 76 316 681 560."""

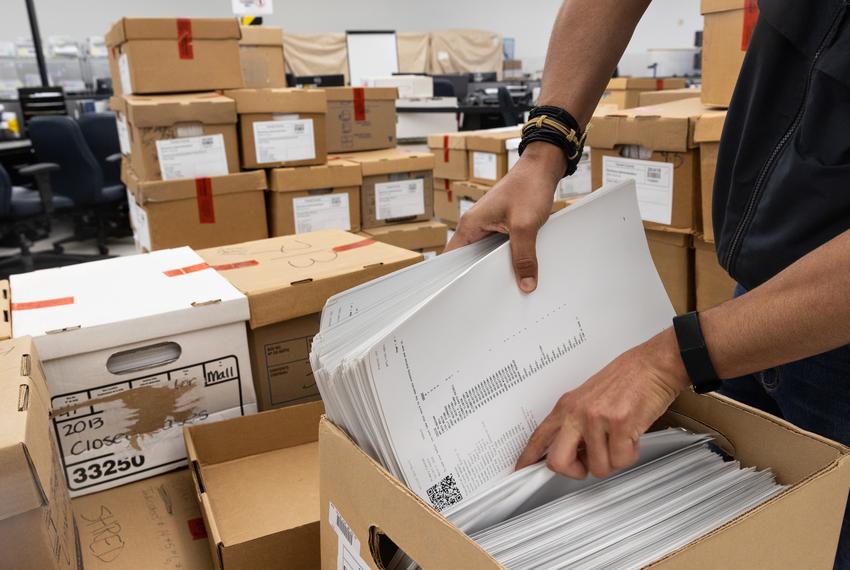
10 247 257 496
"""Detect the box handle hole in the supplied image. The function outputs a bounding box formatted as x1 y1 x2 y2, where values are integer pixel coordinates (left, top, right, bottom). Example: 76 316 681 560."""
106 341 181 375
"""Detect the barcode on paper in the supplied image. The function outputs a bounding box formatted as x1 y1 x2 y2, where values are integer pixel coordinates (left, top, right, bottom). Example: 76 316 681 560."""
426 473 464 512
646 167 662 181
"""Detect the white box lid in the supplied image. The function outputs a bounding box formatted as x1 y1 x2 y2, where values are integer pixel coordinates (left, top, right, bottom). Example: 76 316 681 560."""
505 137 521 151
10 247 249 360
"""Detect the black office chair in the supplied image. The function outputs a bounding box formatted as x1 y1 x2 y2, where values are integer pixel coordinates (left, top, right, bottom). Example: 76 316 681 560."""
497 86 523 127
433 79 456 98
28 116 128 255
78 112 122 187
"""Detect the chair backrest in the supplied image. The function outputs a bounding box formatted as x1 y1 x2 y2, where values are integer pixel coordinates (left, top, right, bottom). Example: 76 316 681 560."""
78 112 121 187
497 86 520 127
0 164 12 218
28 116 103 206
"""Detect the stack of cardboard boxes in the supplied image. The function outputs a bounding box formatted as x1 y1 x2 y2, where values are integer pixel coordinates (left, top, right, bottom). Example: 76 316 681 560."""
601 77 688 110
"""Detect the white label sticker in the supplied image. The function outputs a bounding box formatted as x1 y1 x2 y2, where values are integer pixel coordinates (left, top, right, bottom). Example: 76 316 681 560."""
232 0 274 15
126 189 151 252
472 151 498 180
507 148 519 171
253 118 316 164
557 159 592 199
116 114 131 155
329 502 360 551
293 193 351 233
176 124 204 138
459 198 475 217
374 178 425 220
329 503 368 570
602 155 674 225
156 134 229 181
118 52 133 95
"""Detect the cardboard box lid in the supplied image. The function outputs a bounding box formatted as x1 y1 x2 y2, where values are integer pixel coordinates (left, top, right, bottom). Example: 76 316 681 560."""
223 88 326 114
106 17 241 47
73 469 213 570
238 25 284 47
331 148 435 176
10 247 249 361
0 337 53 521
694 109 728 144
588 97 712 152
120 93 237 127
465 129 523 153
324 86 398 102
646 226 693 247
126 169 267 205
606 77 689 91
702 0 746 15
197 231 421 328
184 401 324 547
452 180 490 202
363 221 448 250
426 131 472 151
269 160 361 193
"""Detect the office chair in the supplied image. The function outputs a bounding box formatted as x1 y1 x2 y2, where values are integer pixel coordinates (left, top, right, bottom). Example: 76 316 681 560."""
28 116 129 255
497 86 523 127
78 112 122 187
433 79 456 98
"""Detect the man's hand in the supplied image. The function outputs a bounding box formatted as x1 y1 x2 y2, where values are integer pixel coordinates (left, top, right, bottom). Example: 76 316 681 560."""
515 328 690 479
445 143 566 293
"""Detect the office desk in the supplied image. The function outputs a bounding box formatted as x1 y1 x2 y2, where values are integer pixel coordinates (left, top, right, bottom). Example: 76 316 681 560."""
0 139 35 185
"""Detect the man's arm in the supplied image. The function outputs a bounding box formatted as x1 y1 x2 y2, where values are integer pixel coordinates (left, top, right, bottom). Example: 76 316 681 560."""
446 0 651 292
516 228 850 479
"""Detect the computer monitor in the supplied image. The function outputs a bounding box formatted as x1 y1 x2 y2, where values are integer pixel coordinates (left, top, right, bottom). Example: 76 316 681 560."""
432 74 469 100
291 74 346 87
468 71 498 83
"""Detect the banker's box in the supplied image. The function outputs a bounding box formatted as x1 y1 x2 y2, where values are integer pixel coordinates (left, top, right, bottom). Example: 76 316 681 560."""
465 130 522 186
10 247 257 496
185 400 325 569
645 228 694 316
325 87 397 153
239 26 285 89
320 390 850 569
701 0 754 108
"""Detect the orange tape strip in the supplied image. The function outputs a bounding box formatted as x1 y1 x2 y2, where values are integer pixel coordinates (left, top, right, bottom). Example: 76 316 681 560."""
212 260 259 271
741 0 759 51
443 135 450 162
353 87 366 121
333 239 376 252
12 296 74 311
177 18 194 60
195 177 215 224
163 263 210 277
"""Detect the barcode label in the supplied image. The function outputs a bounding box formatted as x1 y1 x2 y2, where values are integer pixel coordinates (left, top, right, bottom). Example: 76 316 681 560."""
336 512 354 546
426 473 464 512
329 502 360 550
646 166 662 181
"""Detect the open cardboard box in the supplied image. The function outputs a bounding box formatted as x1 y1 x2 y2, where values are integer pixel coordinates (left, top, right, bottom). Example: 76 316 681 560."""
320 390 850 569
185 400 325 569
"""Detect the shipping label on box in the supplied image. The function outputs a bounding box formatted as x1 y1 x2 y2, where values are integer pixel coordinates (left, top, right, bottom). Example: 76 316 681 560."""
602 155 674 225
293 193 352 233
156 134 229 181
116 114 131 155
472 151 498 181
375 179 425 220
253 118 316 164
126 189 151 252
118 52 133 95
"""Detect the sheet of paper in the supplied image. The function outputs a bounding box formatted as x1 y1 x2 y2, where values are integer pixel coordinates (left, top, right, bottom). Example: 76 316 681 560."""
118 52 133 94
472 151 498 180
602 155 674 225
293 193 351 233
253 118 316 163
156 134 228 181
374 179 425 220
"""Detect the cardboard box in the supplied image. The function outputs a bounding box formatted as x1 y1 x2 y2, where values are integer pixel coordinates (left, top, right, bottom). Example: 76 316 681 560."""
112 93 240 182
366 75 433 98
106 18 244 96
601 77 688 109
702 0 753 108
695 238 737 311
125 169 268 251
362 221 448 253
0 338 82 570
589 98 712 232
556 147 592 198
225 88 328 169
10 248 257 496
325 87 397 153
268 160 362 236
646 228 694 315
433 178 459 226
333 148 435 230
638 87 701 107
198 231 421 410
73 469 212 570
465 129 522 186
427 132 472 180
694 110 727 243
396 97 460 141
185 400 325 570
319 389 850 569
239 26 285 89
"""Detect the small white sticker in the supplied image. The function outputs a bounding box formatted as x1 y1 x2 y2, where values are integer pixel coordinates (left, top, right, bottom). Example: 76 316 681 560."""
374 179 425 220
557 159 592 199
231 0 274 15
459 198 475 217
602 155 674 225
126 190 151 252
176 124 204 138
253 118 316 164
116 114 131 155
156 134 229 181
437 50 450 61
472 151 498 180
293 193 351 233
118 52 133 95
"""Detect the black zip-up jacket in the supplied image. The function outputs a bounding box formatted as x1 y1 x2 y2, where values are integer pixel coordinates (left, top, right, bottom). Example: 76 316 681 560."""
714 0 850 289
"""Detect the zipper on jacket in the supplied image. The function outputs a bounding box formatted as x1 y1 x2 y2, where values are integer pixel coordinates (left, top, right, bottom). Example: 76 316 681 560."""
724 2 849 273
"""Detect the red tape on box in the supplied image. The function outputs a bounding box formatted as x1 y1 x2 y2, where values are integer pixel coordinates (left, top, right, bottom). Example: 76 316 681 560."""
186 517 207 540
11 296 74 311
195 177 215 224
212 260 260 271
177 18 194 60
443 135 450 162
353 87 366 121
655 79 664 90
163 263 211 277
741 0 759 51
333 239 376 252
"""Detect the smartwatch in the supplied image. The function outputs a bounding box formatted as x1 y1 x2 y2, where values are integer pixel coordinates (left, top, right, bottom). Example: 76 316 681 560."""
672 311 722 394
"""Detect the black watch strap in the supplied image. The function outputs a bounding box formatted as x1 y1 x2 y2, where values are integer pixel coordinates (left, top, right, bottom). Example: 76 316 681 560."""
672 311 722 394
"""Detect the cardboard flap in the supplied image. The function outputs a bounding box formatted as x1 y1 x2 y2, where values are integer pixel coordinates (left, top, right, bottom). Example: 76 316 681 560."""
466 129 523 154
452 180 490 202
269 160 361 193
127 170 267 204
332 148 435 176
198 230 421 328
238 26 284 47
702 0 746 14
588 97 710 151
606 77 689 91
646 227 692 248
106 18 241 46
364 221 448 251
123 93 237 127
694 110 728 143
324 87 398 102
223 88 327 114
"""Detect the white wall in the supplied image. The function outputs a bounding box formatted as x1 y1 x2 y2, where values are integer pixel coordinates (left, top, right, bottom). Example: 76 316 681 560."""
0 0 701 72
